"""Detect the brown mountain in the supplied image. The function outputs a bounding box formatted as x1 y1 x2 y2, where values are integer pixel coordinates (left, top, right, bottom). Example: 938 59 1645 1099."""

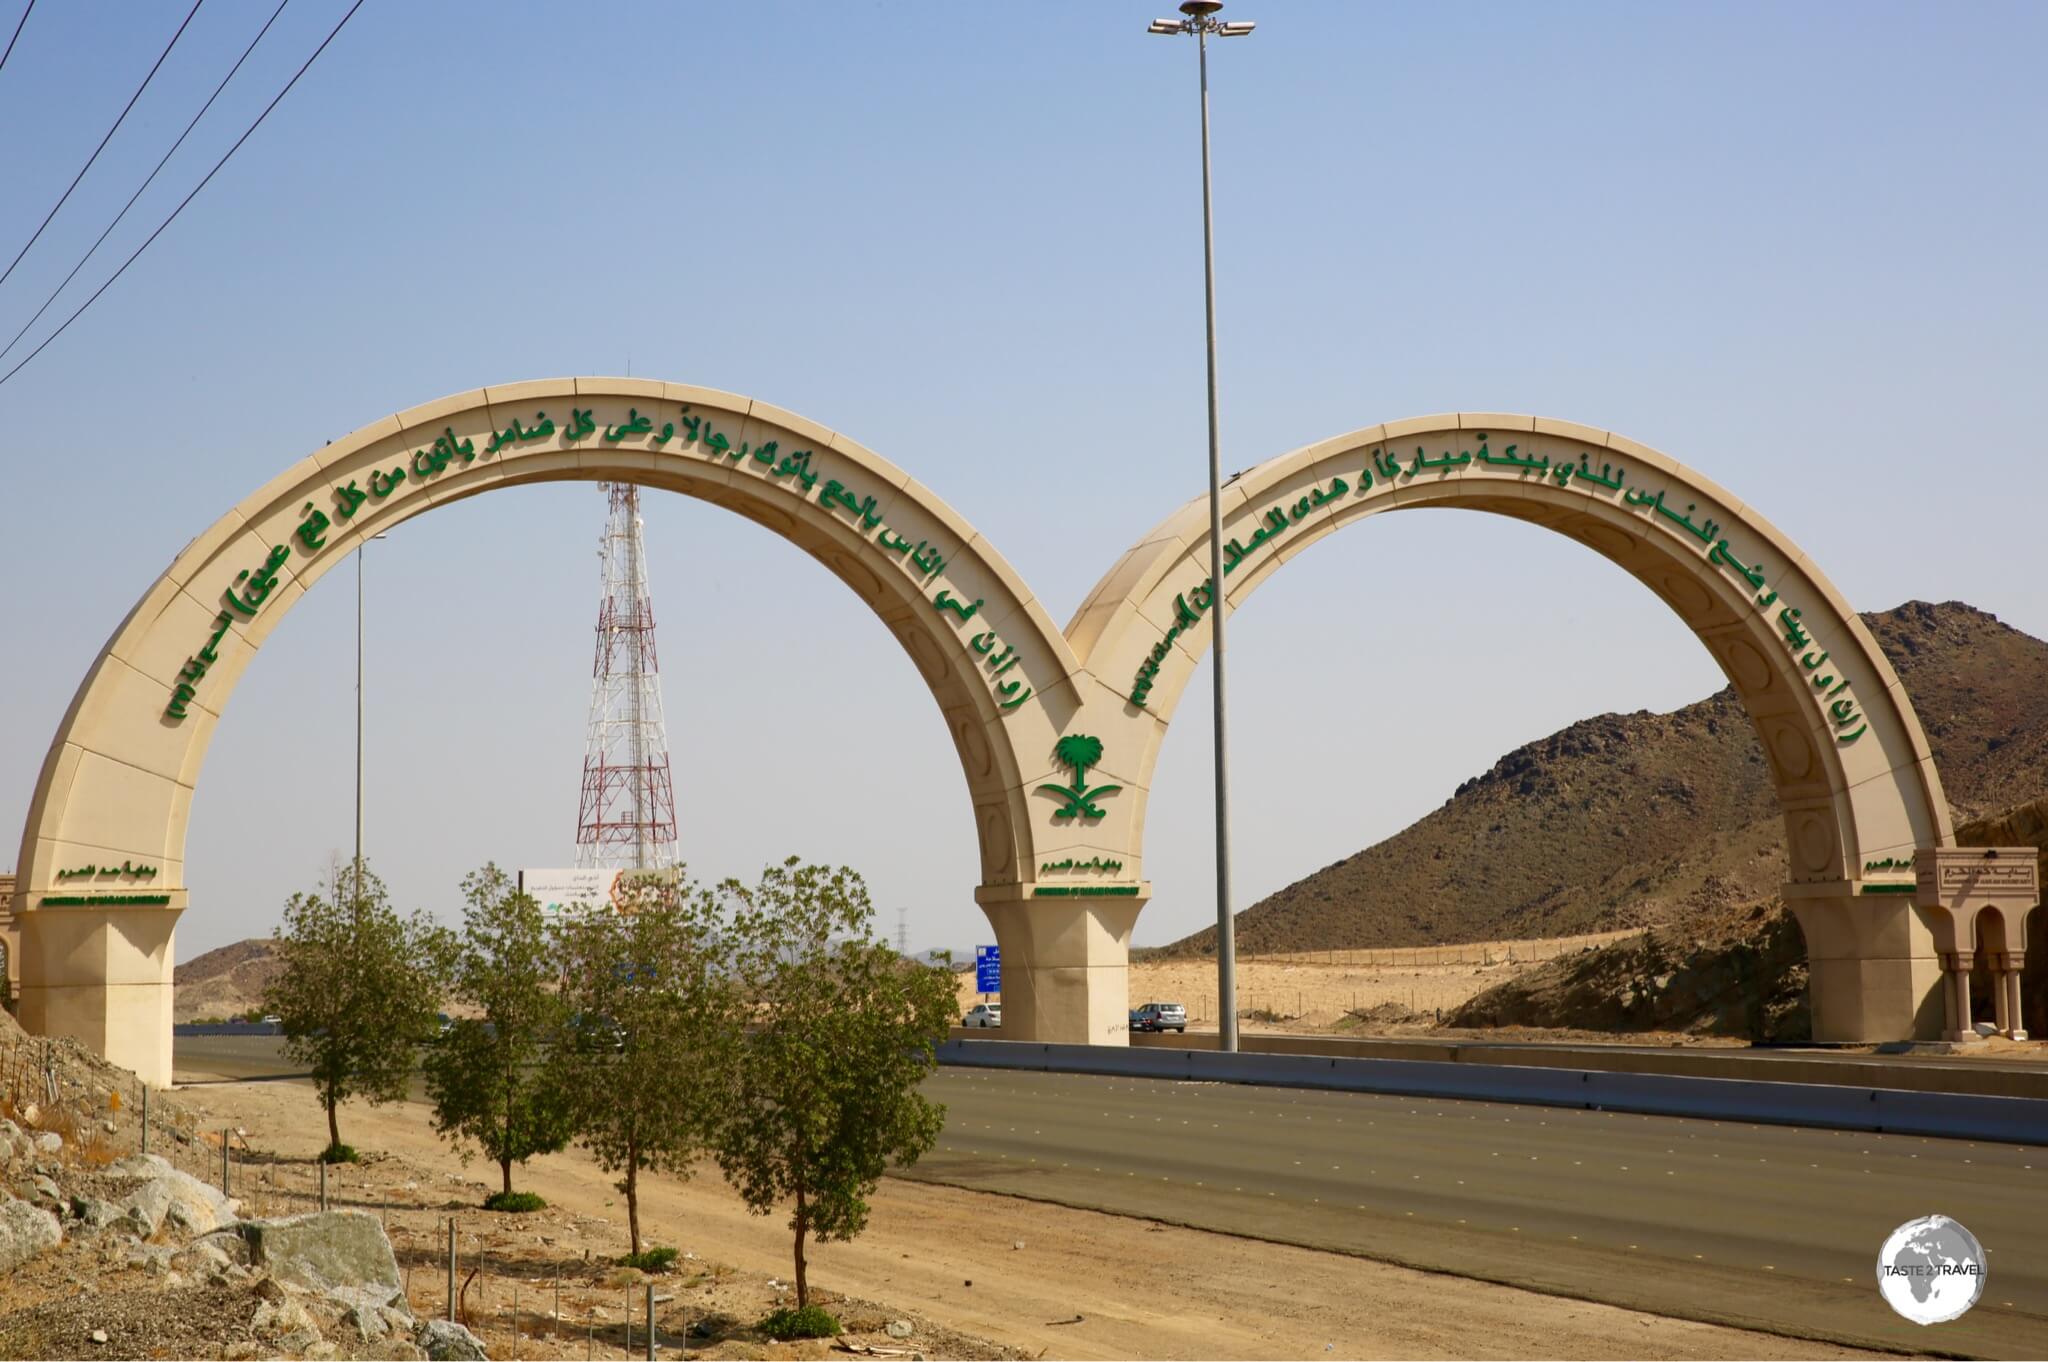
172 936 282 1023
1443 793 2048 1039
1157 601 2048 957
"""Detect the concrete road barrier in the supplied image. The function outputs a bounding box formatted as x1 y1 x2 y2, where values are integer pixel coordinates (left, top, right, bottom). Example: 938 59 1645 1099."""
937 1039 2048 1145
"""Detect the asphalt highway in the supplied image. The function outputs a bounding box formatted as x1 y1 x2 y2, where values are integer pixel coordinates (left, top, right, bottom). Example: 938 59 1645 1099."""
176 1036 2047 1356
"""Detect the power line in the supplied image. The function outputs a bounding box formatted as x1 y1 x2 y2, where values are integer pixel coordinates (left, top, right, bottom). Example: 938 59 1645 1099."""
0 0 291 366
0 0 205 293
0 0 366 392
0 0 35 80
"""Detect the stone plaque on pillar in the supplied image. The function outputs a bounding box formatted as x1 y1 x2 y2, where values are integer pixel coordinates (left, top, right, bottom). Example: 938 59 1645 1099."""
1915 847 2039 913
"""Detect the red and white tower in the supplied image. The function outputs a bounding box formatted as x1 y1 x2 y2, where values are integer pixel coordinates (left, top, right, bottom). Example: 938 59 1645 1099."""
575 483 678 871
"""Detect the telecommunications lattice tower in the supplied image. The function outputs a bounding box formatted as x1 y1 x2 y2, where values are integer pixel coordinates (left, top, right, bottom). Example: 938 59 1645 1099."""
575 483 678 871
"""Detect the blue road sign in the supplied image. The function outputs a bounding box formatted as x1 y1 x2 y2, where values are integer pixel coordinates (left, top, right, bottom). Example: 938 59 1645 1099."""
975 944 1000 994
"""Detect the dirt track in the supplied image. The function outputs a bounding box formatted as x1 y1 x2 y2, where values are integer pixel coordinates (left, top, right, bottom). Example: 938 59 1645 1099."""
173 1075 1873 1360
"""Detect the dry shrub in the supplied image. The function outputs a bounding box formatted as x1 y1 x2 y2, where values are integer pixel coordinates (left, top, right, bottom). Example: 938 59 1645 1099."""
72 1130 119 1168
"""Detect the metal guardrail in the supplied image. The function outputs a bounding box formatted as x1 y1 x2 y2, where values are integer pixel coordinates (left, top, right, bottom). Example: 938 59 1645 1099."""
173 1021 282 1036
936 1038 2048 1145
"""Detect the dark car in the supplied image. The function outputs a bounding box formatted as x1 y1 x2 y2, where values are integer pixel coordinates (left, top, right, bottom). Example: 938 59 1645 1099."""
1129 1001 1187 1033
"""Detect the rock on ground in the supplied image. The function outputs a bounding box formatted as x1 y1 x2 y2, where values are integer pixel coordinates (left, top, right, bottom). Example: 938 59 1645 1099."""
232 1209 403 1311
250 1294 323 1353
169 1238 237 1280
345 1301 389 1341
415 1317 489 1360
69 1196 120 1232
107 1154 239 1238
0 1198 62 1274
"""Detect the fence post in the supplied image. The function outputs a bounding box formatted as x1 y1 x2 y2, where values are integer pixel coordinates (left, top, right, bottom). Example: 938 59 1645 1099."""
319 1159 328 1212
645 1282 656 1360
447 1218 456 1322
221 1128 230 1196
140 1085 148 1156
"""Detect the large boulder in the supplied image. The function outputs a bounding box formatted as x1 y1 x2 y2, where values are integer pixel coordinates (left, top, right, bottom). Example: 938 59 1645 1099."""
109 1155 238 1239
233 1210 403 1311
0 1198 62 1273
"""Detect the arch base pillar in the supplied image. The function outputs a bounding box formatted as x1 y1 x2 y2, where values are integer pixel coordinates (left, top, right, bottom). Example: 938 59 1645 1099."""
17 906 180 1089
1786 887 1944 1042
975 887 1144 1045
2001 953 2028 1041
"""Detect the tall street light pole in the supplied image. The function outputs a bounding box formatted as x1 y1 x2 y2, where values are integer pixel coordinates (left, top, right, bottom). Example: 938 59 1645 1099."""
1149 0 1254 1053
354 531 386 908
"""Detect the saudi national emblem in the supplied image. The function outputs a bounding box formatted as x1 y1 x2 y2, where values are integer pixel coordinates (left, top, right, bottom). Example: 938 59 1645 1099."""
1038 735 1121 819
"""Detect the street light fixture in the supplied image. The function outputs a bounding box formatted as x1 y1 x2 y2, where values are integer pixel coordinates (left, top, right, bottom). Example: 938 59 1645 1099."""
1148 0 1254 1053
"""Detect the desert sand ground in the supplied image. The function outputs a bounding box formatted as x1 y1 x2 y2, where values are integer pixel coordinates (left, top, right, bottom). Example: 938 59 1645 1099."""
166 1071 1876 1361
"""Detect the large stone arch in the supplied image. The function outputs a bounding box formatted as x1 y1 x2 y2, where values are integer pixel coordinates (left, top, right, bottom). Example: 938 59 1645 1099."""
1071 413 2020 1043
14 379 1113 1084
21 399 2027 1082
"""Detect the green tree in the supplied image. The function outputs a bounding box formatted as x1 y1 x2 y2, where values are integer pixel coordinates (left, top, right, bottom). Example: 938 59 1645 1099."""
713 858 957 1308
263 861 452 1160
423 864 574 1202
548 872 736 1257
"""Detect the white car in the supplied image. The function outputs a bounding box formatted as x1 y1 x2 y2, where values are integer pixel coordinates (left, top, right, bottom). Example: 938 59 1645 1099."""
962 1003 1002 1029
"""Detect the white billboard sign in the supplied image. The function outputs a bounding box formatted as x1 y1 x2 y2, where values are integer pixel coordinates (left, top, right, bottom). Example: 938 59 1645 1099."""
520 868 619 915
519 867 677 914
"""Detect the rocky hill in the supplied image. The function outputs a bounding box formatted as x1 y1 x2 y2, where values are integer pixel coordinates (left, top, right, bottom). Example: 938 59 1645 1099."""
1445 793 2048 1039
1158 601 2048 957
173 939 282 1024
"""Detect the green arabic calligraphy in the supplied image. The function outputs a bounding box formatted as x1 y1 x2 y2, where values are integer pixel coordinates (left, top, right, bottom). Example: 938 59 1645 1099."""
155 398 1046 722
1031 885 1140 897
54 861 158 881
1040 857 1125 874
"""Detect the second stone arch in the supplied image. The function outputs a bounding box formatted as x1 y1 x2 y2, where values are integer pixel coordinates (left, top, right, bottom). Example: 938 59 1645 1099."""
1066 413 1992 1043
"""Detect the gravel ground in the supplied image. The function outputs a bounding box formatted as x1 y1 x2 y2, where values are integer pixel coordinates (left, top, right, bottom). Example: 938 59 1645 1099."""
0 1280 263 1360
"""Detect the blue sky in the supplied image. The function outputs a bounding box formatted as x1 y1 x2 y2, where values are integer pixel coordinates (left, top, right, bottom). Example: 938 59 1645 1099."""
2 1 2043 963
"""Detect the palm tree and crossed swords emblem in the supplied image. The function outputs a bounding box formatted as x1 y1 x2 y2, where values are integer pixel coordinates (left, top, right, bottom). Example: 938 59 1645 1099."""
1037 734 1121 819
